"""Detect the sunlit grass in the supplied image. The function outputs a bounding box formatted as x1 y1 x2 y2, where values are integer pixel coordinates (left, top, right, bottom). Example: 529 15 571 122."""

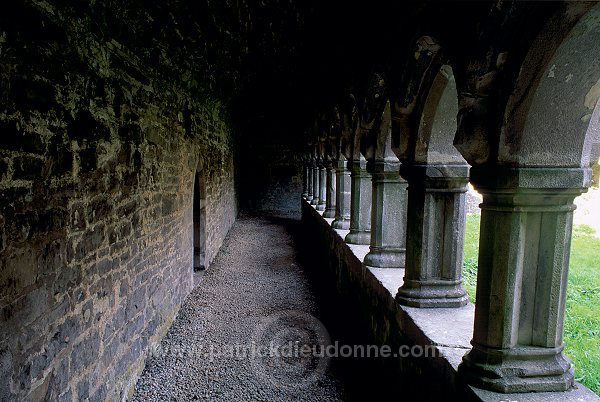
462 215 600 395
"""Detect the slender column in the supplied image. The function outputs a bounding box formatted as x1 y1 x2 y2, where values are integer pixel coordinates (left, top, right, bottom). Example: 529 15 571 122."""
311 160 320 205
323 159 336 218
332 159 351 229
458 166 589 393
306 159 314 202
363 160 407 269
302 162 309 199
317 161 327 211
345 157 371 244
396 164 470 307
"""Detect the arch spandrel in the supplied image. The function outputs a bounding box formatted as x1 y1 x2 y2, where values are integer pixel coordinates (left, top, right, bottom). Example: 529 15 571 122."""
499 2 600 168
339 94 363 161
586 98 600 166
362 101 397 163
339 99 356 161
360 72 399 163
327 107 342 162
416 65 465 165
391 35 448 163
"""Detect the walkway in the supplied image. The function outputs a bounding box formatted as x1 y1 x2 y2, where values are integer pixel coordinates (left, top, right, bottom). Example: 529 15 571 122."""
132 214 345 401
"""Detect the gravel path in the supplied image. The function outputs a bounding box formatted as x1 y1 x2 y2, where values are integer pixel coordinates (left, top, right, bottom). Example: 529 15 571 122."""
132 214 345 401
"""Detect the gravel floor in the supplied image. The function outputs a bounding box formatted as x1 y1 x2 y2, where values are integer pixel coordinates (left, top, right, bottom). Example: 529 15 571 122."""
132 214 345 401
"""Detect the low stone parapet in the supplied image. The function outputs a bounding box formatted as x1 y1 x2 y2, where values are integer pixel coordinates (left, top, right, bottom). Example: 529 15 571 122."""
301 198 599 401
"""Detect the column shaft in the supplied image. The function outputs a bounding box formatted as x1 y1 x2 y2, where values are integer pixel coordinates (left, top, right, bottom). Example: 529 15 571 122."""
363 161 407 268
458 166 588 393
311 164 320 205
396 164 469 307
302 164 309 198
317 164 327 211
345 158 372 245
323 162 336 218
332 160 351 229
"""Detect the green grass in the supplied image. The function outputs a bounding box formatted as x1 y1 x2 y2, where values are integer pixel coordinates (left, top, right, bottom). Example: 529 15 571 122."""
462 215 600 395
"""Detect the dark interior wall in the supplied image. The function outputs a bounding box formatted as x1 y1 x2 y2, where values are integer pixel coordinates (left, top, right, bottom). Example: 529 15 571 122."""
237 139 303 217
0 2 237 400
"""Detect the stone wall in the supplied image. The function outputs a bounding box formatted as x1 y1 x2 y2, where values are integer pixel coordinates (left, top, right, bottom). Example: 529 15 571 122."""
238 142 303 218
0 3 237 401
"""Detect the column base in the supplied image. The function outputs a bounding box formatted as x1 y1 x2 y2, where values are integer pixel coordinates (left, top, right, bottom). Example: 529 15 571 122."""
345 230 371 245
310 198 319 205
306 195 314 202
302 192 308 198
323 208 336 218
316 203 326 211
458 343 574 393
332 218 350 230
396 279 468 307
363 248 405 269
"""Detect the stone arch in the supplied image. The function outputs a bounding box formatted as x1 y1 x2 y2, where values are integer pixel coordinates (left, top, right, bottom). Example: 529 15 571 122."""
339 92 360 161
193 160 207 271
360 71 396 162
415 65 465 165
326 107 341 162
391 36 464 165
392 36 445 162
499 2 600 168
454 3 600 392
453 1 600 168
332 102 353 230
390 37 470 307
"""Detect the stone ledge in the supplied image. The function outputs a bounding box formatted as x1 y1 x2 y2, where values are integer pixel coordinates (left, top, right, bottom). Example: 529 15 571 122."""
302 198 599 401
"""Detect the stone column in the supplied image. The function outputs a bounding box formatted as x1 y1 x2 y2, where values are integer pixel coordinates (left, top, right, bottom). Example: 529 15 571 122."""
317 161 327 211
302 162 309 199
396 164 469 307
306 159 315 202
458 166 589 393
323 159 337 218
311 160 320 206
363 160 407 269
345 157 372 244
332 159 351 229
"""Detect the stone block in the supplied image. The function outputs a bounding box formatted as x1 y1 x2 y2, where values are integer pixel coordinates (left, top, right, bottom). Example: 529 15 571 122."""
89 384 107 402
0 159 9 181
57 388 72 402
70 332 100 373
49 358 70 397
12 156 44 181
76 377 89 400
125 286 146 320
48 139 73 177
56 316 80 346
0 8 238 398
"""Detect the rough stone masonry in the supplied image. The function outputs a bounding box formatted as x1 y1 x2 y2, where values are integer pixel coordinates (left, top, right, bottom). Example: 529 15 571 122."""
0 2 237 400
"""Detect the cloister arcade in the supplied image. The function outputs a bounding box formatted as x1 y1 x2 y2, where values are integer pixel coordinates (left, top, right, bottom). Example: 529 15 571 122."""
300 1 600 394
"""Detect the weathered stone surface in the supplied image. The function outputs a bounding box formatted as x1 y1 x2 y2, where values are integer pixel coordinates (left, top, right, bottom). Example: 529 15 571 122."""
323 160 336 218
397 164 470 308
458 166 586 393
311 164 320 206
363 161 407 269
0 3 237 400
332 159 351 229
345 158 371 245
303 199 599 401
316 163 327 211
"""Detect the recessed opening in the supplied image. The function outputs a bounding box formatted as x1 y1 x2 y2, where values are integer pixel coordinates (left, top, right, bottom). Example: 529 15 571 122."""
193 167 207 271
